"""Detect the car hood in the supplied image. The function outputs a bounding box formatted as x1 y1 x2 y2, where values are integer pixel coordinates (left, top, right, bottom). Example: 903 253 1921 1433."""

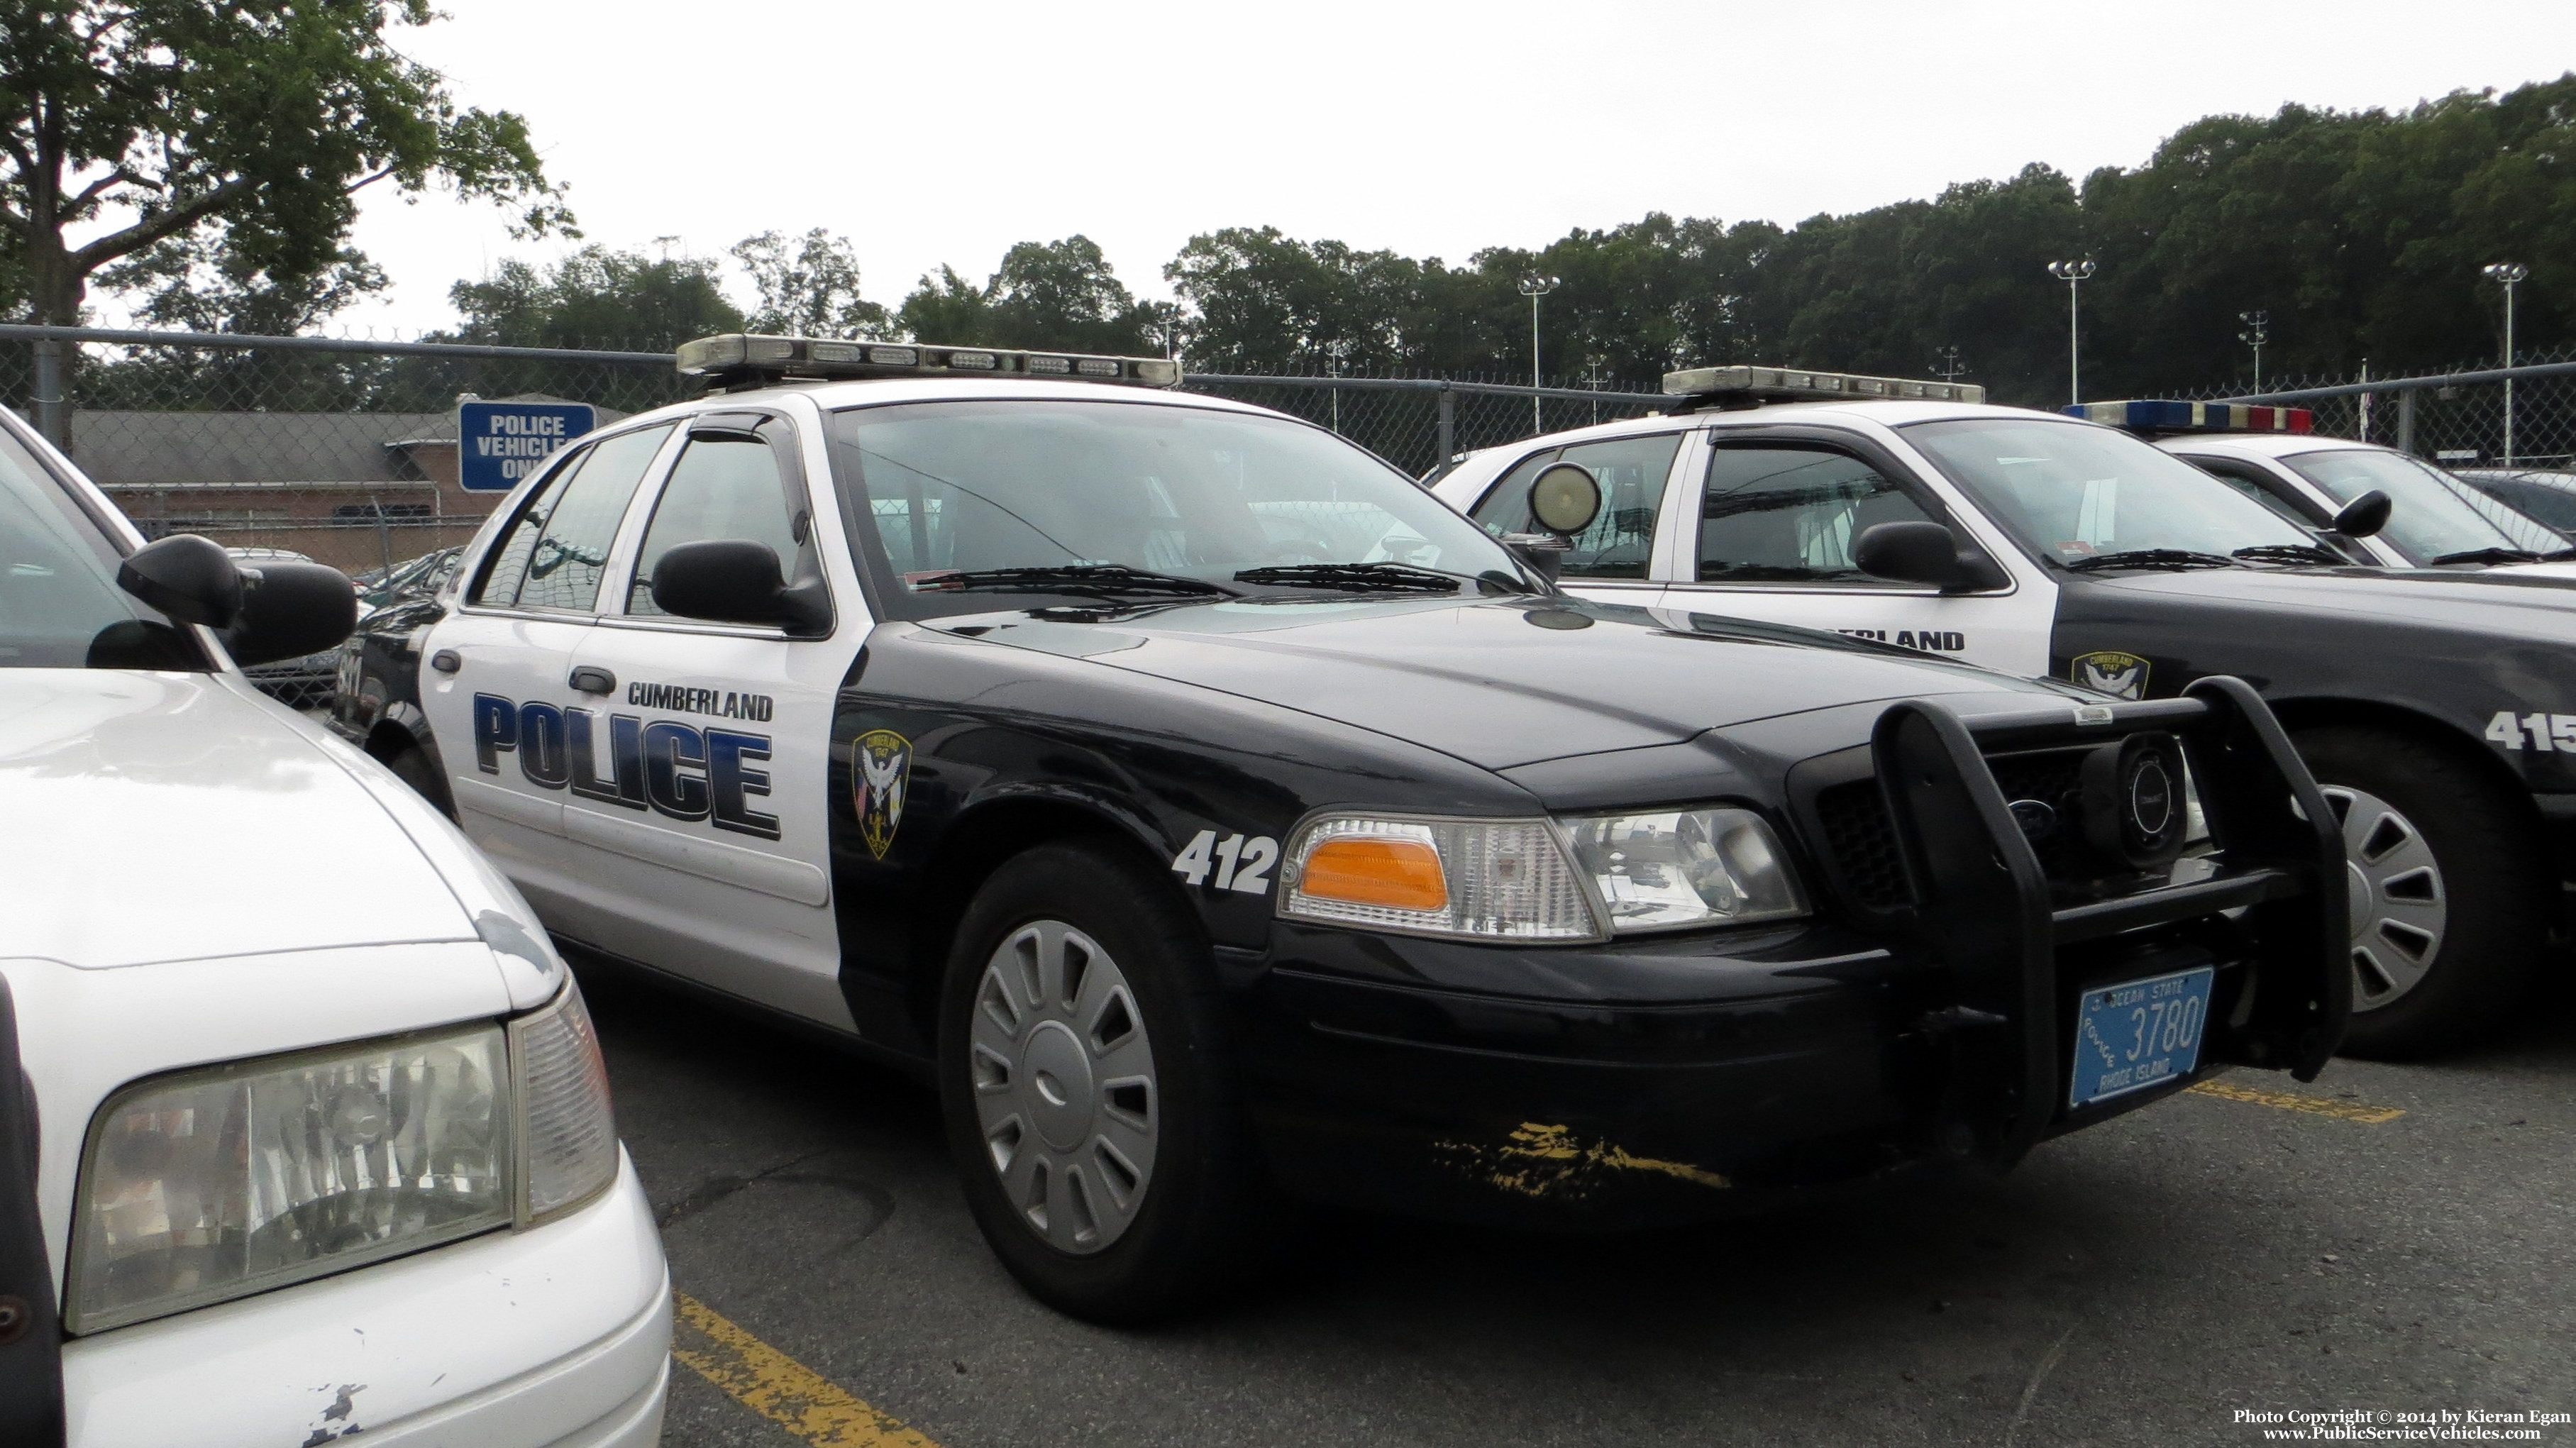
2073 563 2576 636
0 669 482 968
944 595 2080 770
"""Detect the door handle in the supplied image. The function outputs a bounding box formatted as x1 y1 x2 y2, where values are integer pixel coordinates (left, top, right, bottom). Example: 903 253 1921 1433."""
569 665 616 695
429 649 460 675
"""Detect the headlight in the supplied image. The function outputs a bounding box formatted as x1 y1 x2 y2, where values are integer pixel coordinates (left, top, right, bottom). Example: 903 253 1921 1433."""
1559 807 1808 932
67 981 617 1334
1280 814 1599 940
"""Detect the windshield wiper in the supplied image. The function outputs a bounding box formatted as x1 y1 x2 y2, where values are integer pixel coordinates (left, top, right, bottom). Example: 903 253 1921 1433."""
1232 561 1460 593
2428 546 2543 566
2062 548 2240 573
909 565 1240 598
2230 543 2348 566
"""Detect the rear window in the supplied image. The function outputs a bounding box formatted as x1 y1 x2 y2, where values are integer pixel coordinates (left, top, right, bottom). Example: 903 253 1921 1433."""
0 428 201 670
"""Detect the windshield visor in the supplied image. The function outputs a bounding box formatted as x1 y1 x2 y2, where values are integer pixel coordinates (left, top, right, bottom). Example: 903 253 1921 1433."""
831 399 1520 617
1903 417 2321 565
0 428 201 669
2280 449 2568 562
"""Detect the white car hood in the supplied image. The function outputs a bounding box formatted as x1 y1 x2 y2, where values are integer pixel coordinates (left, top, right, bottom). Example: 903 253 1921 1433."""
0 669 479 967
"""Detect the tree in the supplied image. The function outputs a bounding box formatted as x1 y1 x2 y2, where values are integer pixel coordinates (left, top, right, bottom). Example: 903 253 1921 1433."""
0 0 571 438
900 236 1162 354
444 244 743 352
731 228 890 337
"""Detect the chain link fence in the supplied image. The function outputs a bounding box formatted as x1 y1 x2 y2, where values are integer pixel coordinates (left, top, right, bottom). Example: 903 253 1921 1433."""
2195 343 2576 470
2 326 1665 580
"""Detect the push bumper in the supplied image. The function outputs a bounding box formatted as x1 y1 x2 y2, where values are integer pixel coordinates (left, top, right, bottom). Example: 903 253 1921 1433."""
1234 678 2348 1229
64 1153 670 1448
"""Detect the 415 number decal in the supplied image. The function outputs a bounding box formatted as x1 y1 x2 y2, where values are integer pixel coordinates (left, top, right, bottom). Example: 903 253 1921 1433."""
1172 830 1278 895
2484 711 2576 751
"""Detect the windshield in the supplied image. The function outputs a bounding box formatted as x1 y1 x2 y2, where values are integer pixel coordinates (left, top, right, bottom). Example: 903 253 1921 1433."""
2280 448 2569 562
1903 417 2323 566
831 399 1523 617
0 426 200 670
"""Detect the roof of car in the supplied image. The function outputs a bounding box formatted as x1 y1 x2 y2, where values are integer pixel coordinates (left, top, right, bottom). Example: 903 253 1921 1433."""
615 375 1283 429
2155 432 2380 460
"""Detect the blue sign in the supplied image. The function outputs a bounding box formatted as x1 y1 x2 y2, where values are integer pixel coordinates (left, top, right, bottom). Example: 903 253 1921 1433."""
457 399 596 492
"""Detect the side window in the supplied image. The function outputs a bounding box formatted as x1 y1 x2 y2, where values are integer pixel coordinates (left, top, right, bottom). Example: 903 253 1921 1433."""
472 425 673 611
2183 458 2321 527
1469 433 1681 580
1698 443 1938 585
628 419 808 616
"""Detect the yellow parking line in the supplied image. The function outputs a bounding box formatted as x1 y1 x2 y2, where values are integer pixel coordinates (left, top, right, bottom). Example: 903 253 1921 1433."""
672 1292 943 1447
2185 1078 2405 1123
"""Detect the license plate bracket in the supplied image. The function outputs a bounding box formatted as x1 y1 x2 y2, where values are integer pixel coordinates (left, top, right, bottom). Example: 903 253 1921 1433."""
2068 966 2216 1109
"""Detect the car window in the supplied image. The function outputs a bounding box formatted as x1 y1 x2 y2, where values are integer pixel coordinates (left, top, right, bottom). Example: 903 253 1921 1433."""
1903 417 2317 564
2179 458 2324 527
0 426 202 670
472 425 673 611
629 421 808 616
2280 448 2567 562
2473 475 2576 533
832 399 1522 620
1696 443 1940 585
1469 433 1682 580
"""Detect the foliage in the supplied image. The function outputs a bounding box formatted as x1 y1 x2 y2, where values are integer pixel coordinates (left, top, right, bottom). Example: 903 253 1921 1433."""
731 228 890 338
895 236 1165 354
443 244 743 351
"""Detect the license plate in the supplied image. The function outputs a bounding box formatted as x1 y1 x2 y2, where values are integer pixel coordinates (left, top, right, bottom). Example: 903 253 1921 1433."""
2068 966 2216 1109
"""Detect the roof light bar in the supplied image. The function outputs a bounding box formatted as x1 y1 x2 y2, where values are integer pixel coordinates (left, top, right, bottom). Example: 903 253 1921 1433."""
2064 399 2313 435
675 333 1183 389
1661 364 1986 406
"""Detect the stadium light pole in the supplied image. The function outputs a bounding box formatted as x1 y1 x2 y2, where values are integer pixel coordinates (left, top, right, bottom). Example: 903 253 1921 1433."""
1519 275 1559 433
2483 262 2528 465
2047 259 2096 405
2238 310 2269 392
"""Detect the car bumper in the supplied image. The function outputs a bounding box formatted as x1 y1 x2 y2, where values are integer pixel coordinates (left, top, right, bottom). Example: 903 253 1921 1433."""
65 1151 669 1448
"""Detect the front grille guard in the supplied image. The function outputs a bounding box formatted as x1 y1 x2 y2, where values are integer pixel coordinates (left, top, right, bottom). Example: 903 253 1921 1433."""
1869 677 2348 1171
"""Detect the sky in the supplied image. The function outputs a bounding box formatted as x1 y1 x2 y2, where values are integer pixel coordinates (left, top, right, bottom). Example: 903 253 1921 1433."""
297 0 2576 338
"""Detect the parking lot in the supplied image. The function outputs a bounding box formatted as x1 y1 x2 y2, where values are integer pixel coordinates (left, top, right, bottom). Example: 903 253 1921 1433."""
579 959 2575 1448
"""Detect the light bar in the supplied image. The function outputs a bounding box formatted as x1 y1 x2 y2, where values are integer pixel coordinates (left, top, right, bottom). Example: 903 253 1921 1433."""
1662 364 1986 406
675 333 1182 389
2064 399 2313 435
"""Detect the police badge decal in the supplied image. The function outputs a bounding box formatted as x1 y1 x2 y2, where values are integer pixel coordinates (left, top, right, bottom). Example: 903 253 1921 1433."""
853 729 912 859
2071 650 2151 701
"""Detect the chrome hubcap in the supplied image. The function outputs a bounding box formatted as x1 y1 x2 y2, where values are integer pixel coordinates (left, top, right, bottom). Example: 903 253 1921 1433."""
969 920 1157 1255
2321 785 2448 1011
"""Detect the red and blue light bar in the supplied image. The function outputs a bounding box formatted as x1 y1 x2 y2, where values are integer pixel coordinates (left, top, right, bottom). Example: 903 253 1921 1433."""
2064 399 2313 434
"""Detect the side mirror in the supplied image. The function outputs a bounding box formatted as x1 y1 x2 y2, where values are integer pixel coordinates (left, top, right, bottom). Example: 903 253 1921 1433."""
1527 463 1602 536
650 539 831 636
1499 532 1569 585
1853 520 2007 592
116 534 242 626
227 560 359 666
2332 490 2392 539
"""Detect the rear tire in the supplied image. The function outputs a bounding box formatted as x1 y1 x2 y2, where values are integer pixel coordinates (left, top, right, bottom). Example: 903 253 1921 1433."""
2293 726 2546 1059
936 841 1281 1324
382 740 457 822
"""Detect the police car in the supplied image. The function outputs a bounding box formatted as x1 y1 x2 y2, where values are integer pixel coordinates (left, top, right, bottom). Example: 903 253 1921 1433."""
0 407 669 1447
1432 366 2576 1059
2102 403 2576 572
341 335 2345 1324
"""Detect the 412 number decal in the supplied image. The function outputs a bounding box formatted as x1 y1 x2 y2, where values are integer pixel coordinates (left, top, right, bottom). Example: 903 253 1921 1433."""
1172 830 1278 895
2484 711 2576 752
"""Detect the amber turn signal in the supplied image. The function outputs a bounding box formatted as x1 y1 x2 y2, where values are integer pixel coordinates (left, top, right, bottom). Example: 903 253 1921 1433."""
1297 836 1449 912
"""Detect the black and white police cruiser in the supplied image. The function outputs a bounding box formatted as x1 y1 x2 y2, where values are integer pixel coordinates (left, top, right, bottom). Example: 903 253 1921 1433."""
0 407 668 1447
345 335 2346 1322
1434 367 2576 1057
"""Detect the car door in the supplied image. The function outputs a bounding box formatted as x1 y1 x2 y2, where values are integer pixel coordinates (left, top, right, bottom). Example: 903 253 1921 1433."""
1464 431 1689 609
558 404 864 1031
420 422 679 913
1655 424 2055 675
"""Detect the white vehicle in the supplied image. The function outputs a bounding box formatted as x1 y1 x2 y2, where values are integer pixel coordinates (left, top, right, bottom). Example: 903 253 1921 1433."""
2140 424 2576 575
0 407 668 1447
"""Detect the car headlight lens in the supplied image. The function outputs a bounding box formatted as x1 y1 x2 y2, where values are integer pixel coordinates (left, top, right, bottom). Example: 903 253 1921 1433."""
67 980 618 1334
1559 807 1808 932
1281 814 1600 940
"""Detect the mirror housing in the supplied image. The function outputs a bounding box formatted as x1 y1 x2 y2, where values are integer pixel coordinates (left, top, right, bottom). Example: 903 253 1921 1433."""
1498 532 1569 585
2332 489 2392 539
116 534 242 626
1527 462 1602 536
650 539 831 636
1853 520 2008 592
226 560 358 666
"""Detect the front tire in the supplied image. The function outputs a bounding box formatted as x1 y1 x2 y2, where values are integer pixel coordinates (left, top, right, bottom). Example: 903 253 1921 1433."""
2294 726 2548 1058
937 841 1276 1323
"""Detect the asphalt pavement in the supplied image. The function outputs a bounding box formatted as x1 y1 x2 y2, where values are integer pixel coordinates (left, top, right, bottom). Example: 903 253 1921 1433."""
578 961 2576 1448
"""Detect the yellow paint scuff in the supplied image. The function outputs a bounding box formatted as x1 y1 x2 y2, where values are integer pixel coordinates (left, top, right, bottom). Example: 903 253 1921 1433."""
1437 1121 1730 1198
